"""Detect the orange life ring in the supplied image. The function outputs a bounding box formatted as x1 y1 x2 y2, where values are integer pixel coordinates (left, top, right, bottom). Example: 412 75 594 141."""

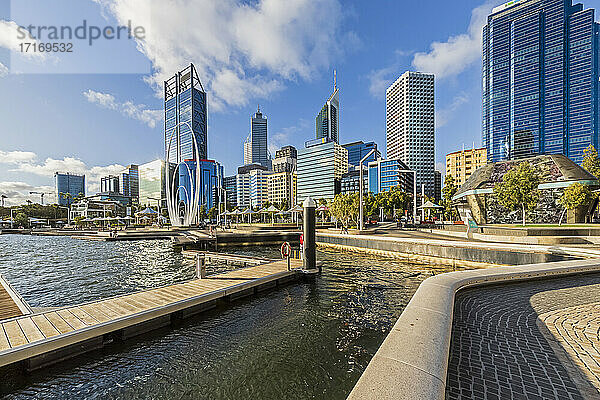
280 241 291 258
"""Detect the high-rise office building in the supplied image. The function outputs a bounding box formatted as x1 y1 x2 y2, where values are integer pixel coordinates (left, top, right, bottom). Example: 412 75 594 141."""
446 147 487 187
118 164 139 204
224 175 237 208
316 72 340 143
482 0 600 163
249 169 272 209
138 160 168 208
268 171 297 208
275 145 298 159
343 141 378 169
164 63 208 163
297 141 348 202
434 170 442 202
55 173 85 206
243 106 269 168
236 164 268 209
100 175 120 193
178 159 223 210
386 71 435 197
367 159 414 195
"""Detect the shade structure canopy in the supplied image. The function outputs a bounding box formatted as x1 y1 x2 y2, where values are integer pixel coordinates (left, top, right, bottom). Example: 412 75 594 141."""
287 205 303 213
136 207 158 215
418 200 443 209
266 205 279 212
316 205 329 212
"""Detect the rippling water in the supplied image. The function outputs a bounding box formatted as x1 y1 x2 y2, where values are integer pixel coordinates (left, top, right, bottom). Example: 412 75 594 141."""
0 235 462 399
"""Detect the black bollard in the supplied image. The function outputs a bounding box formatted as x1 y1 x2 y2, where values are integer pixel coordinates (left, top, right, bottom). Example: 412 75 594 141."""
303 196 316 270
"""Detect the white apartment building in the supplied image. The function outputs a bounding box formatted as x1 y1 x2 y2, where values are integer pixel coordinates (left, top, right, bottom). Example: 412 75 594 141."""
386 71 435 197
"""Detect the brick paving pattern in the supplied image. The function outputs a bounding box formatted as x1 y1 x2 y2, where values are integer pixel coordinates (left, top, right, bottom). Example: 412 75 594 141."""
446 274 600 400
539 303 600 392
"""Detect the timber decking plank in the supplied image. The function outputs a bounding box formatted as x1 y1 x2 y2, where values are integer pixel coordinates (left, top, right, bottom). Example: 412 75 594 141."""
69 307 99 326
17 318 45 343
3 321 28 347
100 300 137 316
93 302 123 319
44 312 74 334
31 315 60 338
130 293 169 307
0 325 10 351
79 304 111 323
56 310 87 330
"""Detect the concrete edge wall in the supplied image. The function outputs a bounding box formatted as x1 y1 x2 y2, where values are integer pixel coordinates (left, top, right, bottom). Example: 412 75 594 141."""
316 233 573 265
346 258 600 400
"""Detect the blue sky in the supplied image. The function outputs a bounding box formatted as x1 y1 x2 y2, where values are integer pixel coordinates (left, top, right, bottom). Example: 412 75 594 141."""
2 0 600 205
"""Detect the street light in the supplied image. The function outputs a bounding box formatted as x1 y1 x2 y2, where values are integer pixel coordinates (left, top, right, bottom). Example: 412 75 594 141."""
359 148 379 231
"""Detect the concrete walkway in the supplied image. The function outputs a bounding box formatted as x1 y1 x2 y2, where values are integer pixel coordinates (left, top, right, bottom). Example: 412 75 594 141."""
447 274 600 399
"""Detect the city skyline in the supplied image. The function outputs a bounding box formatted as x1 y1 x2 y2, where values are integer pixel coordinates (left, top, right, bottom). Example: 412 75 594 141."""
4 0 600 206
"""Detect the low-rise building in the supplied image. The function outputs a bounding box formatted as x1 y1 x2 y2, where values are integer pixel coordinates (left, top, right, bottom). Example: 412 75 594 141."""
340 169 368 195
446 147 487 187
367 159 414 194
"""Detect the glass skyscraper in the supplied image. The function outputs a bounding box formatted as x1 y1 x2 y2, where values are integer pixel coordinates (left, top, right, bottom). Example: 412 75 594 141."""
164 63 208 164
483 0 600 163
315 73 339 144
55 173 85 206
243 106 269 168
343 141 379 169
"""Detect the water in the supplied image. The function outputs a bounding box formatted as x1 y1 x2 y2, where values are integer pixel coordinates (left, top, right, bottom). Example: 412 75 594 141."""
0 235 462 399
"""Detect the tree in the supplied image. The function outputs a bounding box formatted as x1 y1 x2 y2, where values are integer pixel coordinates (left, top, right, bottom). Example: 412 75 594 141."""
493 162 540 226
198 205 208 221
558 182 593 225
14 212 29 228
330 194 354 228
73 216 85 227
208 206 218 221
441 175 459 221
583 145 600 178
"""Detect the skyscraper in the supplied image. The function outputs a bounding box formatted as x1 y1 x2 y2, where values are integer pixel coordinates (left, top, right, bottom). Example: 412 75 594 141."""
118 164 139 204
164 64 208 163
343 141 379 169
316 71 340 143
297 141 348 202
386 71 435 196
482 0 600 163
243 106 269 168
55 173 85 206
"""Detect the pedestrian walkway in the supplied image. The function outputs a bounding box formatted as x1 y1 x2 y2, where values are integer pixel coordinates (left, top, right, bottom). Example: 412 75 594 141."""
447 274 600 399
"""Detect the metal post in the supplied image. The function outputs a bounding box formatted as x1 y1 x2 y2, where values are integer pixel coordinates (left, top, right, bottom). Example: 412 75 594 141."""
302 196 316 270
196 253 206 279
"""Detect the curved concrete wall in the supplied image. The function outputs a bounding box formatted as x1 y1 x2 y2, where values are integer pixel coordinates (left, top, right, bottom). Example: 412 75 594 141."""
347 258 600 400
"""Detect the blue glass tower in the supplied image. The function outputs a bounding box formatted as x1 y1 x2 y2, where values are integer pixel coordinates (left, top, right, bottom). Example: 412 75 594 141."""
55 173 85 206
164 63 208 163
483 0 600 163
343 141 378 169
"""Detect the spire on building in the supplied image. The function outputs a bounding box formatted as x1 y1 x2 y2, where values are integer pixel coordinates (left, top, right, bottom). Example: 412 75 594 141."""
334 69 337 90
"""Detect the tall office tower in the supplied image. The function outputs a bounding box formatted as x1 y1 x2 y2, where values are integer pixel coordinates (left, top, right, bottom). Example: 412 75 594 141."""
483 0 600 163
243 106 269 168
178 159 223 210
268 171 297 208
138 160 168 208
100 175 120 193
434 170 442 202
223 176 237 208
118 164 139 204
236 164 268 208
297 141 348 202
343 141 379 169
164 64 208 163
55 173 85 206
446 147 488 186
386 71 435 197
316 71 340 143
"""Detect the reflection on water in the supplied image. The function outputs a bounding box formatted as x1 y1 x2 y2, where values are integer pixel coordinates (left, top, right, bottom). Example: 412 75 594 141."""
0 235 462 399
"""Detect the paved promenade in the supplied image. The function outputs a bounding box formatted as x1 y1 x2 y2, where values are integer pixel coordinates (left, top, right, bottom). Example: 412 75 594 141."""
447 273 600 399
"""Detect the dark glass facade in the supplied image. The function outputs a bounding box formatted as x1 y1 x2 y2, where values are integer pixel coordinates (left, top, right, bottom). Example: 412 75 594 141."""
367 159 413 194
343 141 378 169
224 175 237 207
315 88 339 144
249 109 269 168
55 173 85 206
483 0 600 163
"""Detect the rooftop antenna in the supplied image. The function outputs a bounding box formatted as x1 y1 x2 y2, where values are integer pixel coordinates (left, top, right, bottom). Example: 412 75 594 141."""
334 69 337 90
257 103 260 113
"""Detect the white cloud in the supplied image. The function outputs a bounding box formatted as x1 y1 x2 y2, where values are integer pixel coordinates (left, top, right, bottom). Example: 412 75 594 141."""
411 1 501 79
94 0 353 110
0 19 48 70
0 150 37 164
367 49 412 99
83 89 163 128
436 92 470 129
0 149 125 202
0 182 56 206
268 119 309 154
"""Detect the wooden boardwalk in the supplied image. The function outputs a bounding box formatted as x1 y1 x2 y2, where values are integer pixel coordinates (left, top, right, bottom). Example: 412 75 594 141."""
0 275 31 321
0 259 302 370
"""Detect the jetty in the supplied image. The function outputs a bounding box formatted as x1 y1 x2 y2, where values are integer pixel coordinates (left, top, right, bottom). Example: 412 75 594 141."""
0 258 304 371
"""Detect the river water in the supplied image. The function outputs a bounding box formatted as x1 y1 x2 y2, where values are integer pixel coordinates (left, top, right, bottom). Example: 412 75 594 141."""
0 235 462 399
